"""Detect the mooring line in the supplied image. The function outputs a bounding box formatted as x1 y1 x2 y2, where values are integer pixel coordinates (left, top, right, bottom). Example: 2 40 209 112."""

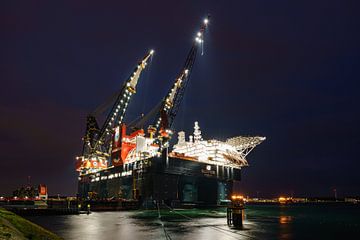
162 203 258 240
157 202 172 240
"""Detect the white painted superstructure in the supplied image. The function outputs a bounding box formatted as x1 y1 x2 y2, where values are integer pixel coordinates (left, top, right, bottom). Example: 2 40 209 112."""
171 122 265 169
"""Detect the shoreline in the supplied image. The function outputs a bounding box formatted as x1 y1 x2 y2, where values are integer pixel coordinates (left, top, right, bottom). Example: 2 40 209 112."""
0 207 61 240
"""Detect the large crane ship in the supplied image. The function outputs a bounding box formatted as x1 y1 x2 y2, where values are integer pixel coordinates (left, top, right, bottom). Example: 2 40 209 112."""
76 16 265 207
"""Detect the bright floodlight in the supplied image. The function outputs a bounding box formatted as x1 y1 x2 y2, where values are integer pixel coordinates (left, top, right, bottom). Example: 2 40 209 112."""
150 49 155 55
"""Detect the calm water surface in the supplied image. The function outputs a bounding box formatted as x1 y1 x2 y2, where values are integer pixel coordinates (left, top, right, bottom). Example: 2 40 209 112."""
27 204 360 240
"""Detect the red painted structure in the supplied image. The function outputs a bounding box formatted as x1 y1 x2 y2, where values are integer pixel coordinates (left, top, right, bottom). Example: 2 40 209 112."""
111 124 145 166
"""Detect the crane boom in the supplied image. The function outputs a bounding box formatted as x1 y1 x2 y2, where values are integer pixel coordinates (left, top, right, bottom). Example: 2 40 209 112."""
84 50 154 156
151 16 210 135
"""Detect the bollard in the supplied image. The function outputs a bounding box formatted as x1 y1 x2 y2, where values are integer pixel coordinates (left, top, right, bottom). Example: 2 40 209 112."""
87 203 91 214
227 195 245 229
232 208 243 227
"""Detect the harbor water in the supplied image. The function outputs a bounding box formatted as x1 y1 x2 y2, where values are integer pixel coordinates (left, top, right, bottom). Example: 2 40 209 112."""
26 203 360 239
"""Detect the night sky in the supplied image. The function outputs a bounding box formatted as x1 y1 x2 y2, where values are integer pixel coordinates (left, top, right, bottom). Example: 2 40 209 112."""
1 1 359 198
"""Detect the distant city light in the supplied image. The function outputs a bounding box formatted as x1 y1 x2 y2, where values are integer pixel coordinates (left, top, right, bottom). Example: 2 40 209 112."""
231 195 244 200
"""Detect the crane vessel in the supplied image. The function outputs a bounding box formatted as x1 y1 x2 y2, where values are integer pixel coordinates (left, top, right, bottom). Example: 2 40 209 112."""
76 16 265 207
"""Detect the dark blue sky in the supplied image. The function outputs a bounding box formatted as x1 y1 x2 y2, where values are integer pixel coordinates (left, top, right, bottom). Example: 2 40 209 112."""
1 1 359 197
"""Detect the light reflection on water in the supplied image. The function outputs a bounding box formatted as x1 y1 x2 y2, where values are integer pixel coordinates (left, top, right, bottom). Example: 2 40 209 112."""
26 204 360 240
279 216 292 224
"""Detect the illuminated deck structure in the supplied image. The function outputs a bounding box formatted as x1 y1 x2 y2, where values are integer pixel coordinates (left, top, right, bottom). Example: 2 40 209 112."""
171 122 265 169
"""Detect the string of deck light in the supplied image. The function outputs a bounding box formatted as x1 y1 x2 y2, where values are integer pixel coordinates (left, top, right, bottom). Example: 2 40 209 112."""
154 17 209 131
96 50 154 149
154 69 188 130
195 31 203 43
153 16 209 154
196 17 208 55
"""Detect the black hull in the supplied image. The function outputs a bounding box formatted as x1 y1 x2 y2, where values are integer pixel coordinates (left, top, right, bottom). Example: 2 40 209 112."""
78 154 241 207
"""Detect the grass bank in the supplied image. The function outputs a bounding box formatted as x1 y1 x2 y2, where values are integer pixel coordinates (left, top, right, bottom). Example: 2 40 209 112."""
0 208 62 240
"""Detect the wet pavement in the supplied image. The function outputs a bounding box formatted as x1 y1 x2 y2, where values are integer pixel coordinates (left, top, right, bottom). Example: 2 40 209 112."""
26 204 360 239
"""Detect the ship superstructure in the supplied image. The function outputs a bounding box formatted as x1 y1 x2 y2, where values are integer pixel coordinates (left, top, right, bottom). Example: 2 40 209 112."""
76 16 265 206
171 122 265 168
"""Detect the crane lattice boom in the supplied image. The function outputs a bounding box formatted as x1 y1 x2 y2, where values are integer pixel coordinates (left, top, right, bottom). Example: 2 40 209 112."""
82 50 154 157
149 16 210 139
